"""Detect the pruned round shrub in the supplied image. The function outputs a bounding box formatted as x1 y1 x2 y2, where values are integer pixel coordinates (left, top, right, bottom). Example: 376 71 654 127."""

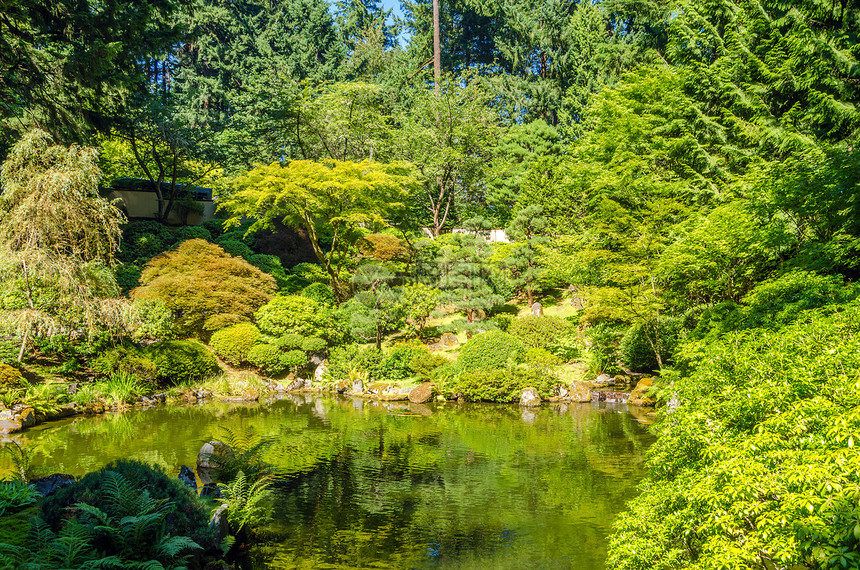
280 349 307 370
210 322 261 366
0 363 24 388
172 226 212 243
449 367 555 403
248 254 290 289
200 218 227 238
91 346 159 385
326 345 384 383
301 336 327 353
457 331 526 372
216 239 253 260
619 317 684 372
276 333 304 350
40 459 218 556
301 283 335 306
248 344 285 375
379 340 435 381
145 340 219 385
508 315 572 349
255 295 343 344
114 263 142 293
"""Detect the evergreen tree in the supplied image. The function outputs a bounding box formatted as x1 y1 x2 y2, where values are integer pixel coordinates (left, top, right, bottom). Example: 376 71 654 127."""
504 205 548 306
436 233 504 322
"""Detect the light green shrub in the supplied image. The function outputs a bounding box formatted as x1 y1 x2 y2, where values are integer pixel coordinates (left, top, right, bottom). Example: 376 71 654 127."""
508 315 572 349
457 330 526 372
145 340 219 385
248 344 285 375
210 322 261 366
91 346 159 385
449 367 555 403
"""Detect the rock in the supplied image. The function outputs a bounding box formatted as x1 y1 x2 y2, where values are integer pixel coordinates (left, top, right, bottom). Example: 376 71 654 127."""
29 473 74 496
613 374 630 387
0 410 11 421
568 381 592 403
334 380 350 394
594 374 614 386
474 308 487 321
15 407 35 428
627 377 656 407
178 465 197 492
66 383 79 395
554 385 570 399
530 302 543 316
209 505 230 540
351 378 364 394
314 362 328 384
408 382 435 404
519 387 541 407
45 404 77 420
378 393 409 401
197 441 234 485
439 332 459 348
199 482 222 499
408 402 432 416
84 401 105 414
286 377 306 392
0 419 22 434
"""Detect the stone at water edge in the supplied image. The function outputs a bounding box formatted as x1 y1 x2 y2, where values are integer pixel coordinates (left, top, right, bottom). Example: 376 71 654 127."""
30 474 75 496
314 361 328 384
0 419 21 434
594 374 614 386
519 387 541 407
351 378 364 394
568 381 592 403
286 377 306 392
530 302 543 316
197 440 234 485
15 407 35 428
628 377 656 407
178 465 197 492
408 382 435 404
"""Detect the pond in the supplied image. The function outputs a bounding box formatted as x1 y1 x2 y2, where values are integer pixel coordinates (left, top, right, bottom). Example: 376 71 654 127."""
0 396 654 569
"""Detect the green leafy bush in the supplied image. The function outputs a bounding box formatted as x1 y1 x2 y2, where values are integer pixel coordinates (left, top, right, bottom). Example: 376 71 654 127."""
378 340 437 381
608 302 860 569
584 322 624 375
171 226 212 243
91 346 159 385
275 333 304 350
255 295 344 344
326 345 384 383
619 317 684 372
247 344 285 375
301 283 335 306
291 262 330 284
210 322 261 366
280 350 307 371
38 460 217 562
448 366 556 403
457 331 526 372
0 341 18 366
248 254 291 289
0 480 39 516
492 313 515 332
114 263 142 293
508 315 572 349
0 364 24 388
217 238 253 259
200 218 227 238
302 337 327 353
145 340 219 385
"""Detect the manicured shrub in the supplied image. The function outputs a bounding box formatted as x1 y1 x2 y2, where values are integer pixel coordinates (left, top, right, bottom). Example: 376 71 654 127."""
457 330 526 372
200 218 227 238
301 336 327 354
379 340 436 381
358 233 409 261
619 317 684 372
255 295 343 344
524 347 562 369
449 367 555 403
280 349 307 371
91 346 159 385
114 263 142 293
290 262 330 284
508 315 572 349
248 344 288 375
0 341 19 366
171 226 212 243
492 312 515 332
132 239 275 338
217 238 253 260
0 364 24 388
248 254 291 289
326 345 384 383
301 283 335 306
40 459 218 555
210 322 261 365
145 339 219 385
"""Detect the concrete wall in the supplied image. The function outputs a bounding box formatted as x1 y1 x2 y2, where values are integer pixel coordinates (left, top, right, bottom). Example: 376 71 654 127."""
108 190 216 225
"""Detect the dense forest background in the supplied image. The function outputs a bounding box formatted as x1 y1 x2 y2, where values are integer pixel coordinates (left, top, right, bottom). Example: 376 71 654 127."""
3 0 860 568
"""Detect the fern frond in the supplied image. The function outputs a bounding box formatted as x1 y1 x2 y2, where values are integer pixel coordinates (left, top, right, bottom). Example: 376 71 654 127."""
155 536 201 558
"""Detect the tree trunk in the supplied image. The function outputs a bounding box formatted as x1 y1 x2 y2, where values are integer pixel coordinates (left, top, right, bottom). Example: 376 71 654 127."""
433 0 441 95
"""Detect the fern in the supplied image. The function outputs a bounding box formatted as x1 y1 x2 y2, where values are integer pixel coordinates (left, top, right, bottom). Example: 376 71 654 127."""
217 470 272 535
209 426 275 484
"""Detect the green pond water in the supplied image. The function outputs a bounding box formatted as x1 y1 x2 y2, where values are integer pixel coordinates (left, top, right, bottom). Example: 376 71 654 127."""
0 395 654 569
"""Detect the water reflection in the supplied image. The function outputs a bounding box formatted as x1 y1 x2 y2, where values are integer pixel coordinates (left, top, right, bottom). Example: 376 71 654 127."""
0 397 653 569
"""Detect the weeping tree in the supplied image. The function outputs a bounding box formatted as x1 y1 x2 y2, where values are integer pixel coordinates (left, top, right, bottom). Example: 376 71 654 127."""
0 130 128 360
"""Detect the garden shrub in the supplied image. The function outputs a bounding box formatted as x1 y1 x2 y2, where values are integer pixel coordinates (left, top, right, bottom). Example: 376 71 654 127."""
291 262 330 284
145 339 219 385
248 254 290 289
216 238 253 260
524 347 562 370
301 336 327 354
326 345 384 383
608 301 860 569
301 283 335 306
492 313 515 332
584 322 624 375
121 232 163 262
40 459 218 554
457 330 526 372
255 295 344 344
248 344 285 375
0 364 24 388
619 317 684 372
210 322 261 366
132 239 275 338
508 315 572 349
358 233 409 261
0 341 19 366
114 263 142 293
449 366 556 403
91 346 159 385
379 340 436 381
280 349 307 371
171 226 212 243
200 218 227 238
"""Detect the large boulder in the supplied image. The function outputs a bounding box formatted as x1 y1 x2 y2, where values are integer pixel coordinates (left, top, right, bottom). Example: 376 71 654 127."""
439 332 459 348
628 377 656 407
29 473 74 496
178 465 197 492
519 387 541 407
314 362 328 384
351 378 364 394
0 419 21 434
568 381 592 403
409 382 435 404
530 302 543 316
209 505 230 540
15 407 35 428
593 374 615 386
197 440 234 485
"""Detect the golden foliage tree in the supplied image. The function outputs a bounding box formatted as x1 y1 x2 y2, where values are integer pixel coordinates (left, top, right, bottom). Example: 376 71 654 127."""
0 129 127 360
131 239 276 338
